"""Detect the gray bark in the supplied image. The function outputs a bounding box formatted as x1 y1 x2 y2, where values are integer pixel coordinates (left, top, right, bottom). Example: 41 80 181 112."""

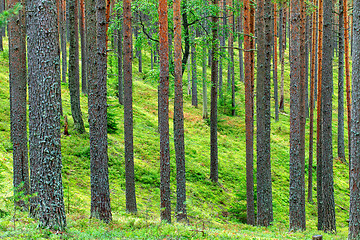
27 0 66 229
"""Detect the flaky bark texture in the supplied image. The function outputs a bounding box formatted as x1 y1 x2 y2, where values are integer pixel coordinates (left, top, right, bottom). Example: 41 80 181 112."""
210 0 219 183
123 0 137 214
349 2 360 238
27 0 66 229
9 0 29 210
89 0 112 223
289 0 306 231
243 0 255 226
68 0 85 134
321 0 336 232
159 0 171 223
256 0 273 227
173 0 186 221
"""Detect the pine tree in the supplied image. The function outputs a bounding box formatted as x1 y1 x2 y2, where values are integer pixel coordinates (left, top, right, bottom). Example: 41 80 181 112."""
27 0 66 229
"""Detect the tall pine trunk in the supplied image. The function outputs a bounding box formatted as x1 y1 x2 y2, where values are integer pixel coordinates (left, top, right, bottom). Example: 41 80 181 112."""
243 0 255 225
79 0 87 94
289 0 306 231
173 0 186 221
68 0 85 134
27 0 66 229
210 0 219 183
9 0 29 210
256 0 273 227
348 1 360 237
123 0 137 214
320 0 336 232
159 0 171 223
88 0 112 223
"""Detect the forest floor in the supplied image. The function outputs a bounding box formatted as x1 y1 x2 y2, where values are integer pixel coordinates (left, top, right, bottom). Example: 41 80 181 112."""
0 37 351 239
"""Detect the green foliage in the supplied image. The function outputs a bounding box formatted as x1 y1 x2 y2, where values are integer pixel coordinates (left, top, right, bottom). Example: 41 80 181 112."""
0 3 22 27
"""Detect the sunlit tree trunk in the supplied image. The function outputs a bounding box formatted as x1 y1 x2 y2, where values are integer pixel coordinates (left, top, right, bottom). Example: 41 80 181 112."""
79 0 87 94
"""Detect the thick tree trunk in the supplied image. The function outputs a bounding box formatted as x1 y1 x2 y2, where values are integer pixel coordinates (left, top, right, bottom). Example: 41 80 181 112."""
60 0 67 84
320 0 336 232
27 0 66 229
123 0 137 214
338 0 346 162
256 0 273 227
210 0 219 183
159 0 171 223
289 0 306 231
173 0 186 221
349 2 360 238
9 0 29 210
68 0 85 134
88 0 112 223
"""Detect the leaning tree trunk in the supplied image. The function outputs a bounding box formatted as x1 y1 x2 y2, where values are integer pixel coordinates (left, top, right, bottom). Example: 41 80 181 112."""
68 0 85 134
27 0 66 229
9 0 29 210
256 0 273 227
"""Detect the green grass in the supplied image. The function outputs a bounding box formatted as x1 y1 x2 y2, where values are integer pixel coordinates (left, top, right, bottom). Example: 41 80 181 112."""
0 36 351 239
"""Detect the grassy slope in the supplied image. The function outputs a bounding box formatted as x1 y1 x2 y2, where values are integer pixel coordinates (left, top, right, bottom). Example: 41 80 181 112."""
0 36 350 239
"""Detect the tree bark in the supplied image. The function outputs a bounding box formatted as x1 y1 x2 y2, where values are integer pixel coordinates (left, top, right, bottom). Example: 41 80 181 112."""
349 1 360 238
273 3 279 121
344 0 351 164
27 0 66 229
9 0 29 210
256 0 273 227
320 0 336 232
123 0 137 214
89 0 112 223
79 0 87 94
68 0 85 134
243 0 255 225
191 27 197 107
338 0 346 162
289 0 306 231
174 0 186 221
159 0 171 223
118 8 124 105
210 0 219 183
